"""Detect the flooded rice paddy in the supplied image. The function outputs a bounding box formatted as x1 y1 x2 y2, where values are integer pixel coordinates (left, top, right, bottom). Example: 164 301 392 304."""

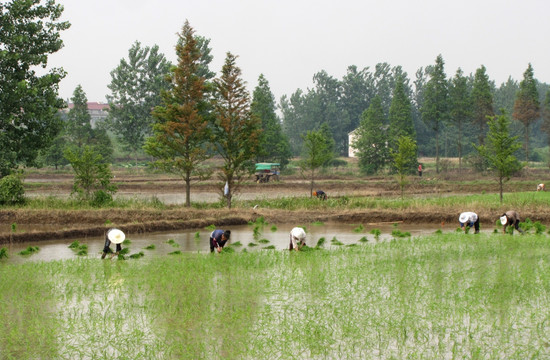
0 222 483 264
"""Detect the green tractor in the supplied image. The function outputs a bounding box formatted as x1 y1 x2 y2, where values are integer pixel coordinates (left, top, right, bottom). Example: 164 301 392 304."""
254 163 280 183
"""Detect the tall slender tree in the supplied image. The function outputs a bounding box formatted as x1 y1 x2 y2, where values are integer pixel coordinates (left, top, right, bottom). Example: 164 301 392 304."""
251 74 291 168
107 41 171 163
143 20 212 207
471 65 494 145
513 63 540 161
421 55 448 173
352 96 389 174
213 52 261 208
389 75 415 151
448 68 472 170
540 91 550 154
0 0 70 177
299 128 334 197
475 113 523 203
66 85 94 148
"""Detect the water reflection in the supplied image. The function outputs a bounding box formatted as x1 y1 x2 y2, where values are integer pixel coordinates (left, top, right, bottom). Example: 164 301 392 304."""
1 222 488 264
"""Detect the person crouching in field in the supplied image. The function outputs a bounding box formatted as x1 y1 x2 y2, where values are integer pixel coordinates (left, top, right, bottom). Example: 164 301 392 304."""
500 211 524 234
289 227 306 251
459 212 480 234
537 183 545 191
210 229 231 253
313 190 327 200
101 228 125 259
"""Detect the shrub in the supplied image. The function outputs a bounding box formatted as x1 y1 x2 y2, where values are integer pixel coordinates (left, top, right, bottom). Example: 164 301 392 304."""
0 174 25 205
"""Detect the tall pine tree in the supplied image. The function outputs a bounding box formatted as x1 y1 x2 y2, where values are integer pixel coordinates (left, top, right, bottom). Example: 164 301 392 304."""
448 68 472 170
471 65 494 146
389 75 415 151
513 63 540 161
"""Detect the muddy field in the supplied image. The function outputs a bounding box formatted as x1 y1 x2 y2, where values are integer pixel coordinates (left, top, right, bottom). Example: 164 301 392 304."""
1 166 549 244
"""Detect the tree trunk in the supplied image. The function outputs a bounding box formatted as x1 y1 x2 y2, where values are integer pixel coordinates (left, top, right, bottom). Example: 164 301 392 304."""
185 173 191 208
499 176 503 204
435 131 440 173
525 125 530 161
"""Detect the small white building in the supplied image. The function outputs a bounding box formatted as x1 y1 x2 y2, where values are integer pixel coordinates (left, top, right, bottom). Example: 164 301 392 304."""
348 129 359 158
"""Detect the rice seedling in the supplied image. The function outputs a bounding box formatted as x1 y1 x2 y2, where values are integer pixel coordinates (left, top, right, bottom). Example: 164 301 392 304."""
316 237 326 248
358 236 368 242
270 225 278 232
330 236 344 246
11 223 17 232
205 224 216 231
168 250 182 255
311 221 324 226
18 246 40 256
230 241 243 247
68 241 80 249
144 244 155 250
104 220 112 225
122 239 131 245
370 228 381 241
166 239 179 247
258 239 270 244
0 247 7 259
353 224 364 233
129 252 145 259
391 229 411 238
262 245 276 250
248 243 258 247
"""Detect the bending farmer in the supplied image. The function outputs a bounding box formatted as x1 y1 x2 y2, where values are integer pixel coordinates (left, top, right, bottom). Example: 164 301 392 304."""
313 190 327 200
500 211 524 234
102 228 125 259
459 212 480 234
289 227 306 251
210 229 231 253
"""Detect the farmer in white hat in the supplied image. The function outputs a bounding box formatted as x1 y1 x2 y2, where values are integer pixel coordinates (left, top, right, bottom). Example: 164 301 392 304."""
459 212 479 234
537 183 545 192
289 227 306 251
500 210 524 234
101 228 125 259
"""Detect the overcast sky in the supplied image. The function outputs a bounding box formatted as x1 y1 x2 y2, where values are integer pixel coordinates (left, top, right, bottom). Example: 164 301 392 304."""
48 0 550 103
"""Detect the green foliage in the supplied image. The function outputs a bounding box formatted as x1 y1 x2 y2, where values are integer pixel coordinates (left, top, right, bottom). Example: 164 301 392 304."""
389 75 416 150
0 247 8 259
252 74 292 168
475 113 524 203
370 228 381 241
330 237 344 246
0 0 69 177
353 96 390 174
471 65 494 145
353 224 364 233
107 41 171 160
391 229 411 238
129 252 145 259
513 63 540 161
448 68 472 167
64 145 117 203
315 237 326 248
391 136 418 199
18 246 40 256
0 173 25 205
144 244 155 250
299 128 335 195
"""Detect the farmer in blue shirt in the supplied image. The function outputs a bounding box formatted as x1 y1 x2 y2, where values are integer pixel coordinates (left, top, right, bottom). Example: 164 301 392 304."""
210 229 231 253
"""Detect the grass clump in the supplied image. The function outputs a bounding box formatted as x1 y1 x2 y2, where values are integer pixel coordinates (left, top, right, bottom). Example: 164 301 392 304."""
353 224 364 233
144 244 155 250
0 247 8 259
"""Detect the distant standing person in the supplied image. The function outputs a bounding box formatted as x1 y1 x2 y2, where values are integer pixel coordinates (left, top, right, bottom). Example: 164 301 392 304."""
210 229 231 253
459 212 480 234
418 164 423 177
101 228 125 259
500 211 524 234
313 190 327 200
289 227 306 251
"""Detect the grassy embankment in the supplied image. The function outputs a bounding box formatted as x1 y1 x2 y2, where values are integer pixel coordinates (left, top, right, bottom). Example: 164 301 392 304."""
1 229 550 359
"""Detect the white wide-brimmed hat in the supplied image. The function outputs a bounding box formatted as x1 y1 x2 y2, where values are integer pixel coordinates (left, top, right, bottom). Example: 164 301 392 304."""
290 227 306 240
500 216 508 226
108 229 125 244
459 213 469 224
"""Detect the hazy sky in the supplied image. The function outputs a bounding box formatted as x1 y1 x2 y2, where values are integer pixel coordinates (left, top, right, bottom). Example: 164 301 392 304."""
48 0 550 103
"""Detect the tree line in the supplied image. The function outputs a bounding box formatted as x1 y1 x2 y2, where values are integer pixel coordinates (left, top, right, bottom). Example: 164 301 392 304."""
2 0 550 207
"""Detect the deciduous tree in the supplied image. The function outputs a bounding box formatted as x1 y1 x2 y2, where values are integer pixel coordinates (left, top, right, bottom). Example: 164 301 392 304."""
107 41 171 163
513 63 540 161
299 128 334 197
475 113 523 203
353 96 389 174
389 75 415 151
391 136 418 200
0 0 70 177
212 52 261 208
144 20 212 207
